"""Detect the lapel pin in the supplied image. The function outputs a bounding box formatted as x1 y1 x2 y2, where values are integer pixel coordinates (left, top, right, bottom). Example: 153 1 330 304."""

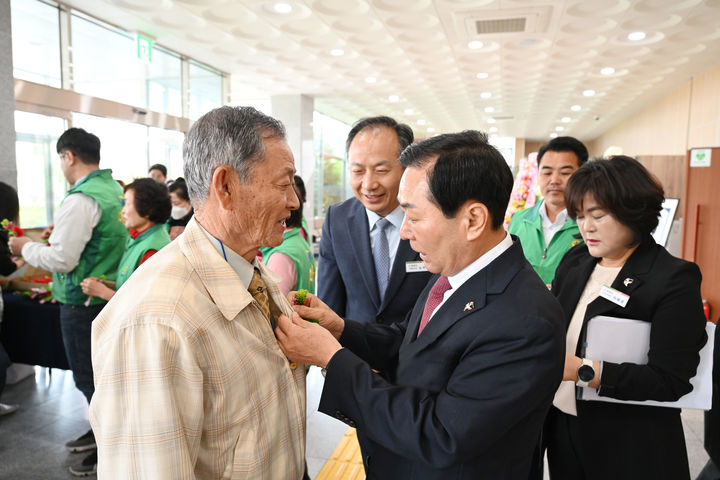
623 278 634 287
464 301 474 312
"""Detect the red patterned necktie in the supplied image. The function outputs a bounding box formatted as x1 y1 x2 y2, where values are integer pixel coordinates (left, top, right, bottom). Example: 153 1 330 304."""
417 276 451 337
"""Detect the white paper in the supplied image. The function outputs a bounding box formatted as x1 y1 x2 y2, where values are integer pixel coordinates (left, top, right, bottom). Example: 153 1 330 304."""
581 315 714 410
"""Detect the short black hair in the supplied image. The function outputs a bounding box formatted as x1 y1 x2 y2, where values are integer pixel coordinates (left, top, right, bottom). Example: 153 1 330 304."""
56 128 101 165
345 116 414 156
0 182 19 223
149 163 167 177
286 175 306 229
399 130 513 230
537 136 588 168
125 178 172 225
565 155 664 245
168 177 190 203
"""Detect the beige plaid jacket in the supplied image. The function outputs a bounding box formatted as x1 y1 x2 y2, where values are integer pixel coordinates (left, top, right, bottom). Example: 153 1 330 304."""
90 218 306 479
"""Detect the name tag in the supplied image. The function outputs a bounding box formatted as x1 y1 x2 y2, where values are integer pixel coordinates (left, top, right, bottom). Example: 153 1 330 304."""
599 285 629 308
406 261 428 273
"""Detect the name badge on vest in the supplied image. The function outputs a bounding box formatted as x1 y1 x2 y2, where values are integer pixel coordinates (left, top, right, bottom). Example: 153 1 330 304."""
406 261 428 273
599 285 629 308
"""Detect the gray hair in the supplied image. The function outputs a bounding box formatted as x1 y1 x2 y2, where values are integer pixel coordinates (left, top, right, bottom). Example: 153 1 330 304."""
183 106 286 203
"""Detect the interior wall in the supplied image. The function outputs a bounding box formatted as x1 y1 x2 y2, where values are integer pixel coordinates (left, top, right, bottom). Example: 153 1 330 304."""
688 64 720 148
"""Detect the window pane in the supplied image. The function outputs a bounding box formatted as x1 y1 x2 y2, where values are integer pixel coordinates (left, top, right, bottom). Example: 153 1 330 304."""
189 61 222 120
313 112 351 218
71 113 148 185
14 111 66 227
71 13 145 109
148 127 184 181
11 0 61 87
147 48 182 117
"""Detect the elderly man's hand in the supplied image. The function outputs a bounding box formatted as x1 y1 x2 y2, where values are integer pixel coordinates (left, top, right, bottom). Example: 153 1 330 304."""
276 312 342 368
8 236 31 256
287 291 345 340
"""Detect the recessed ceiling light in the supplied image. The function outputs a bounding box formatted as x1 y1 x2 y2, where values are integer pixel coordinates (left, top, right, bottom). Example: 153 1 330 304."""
417 119 426 125
561 117 571 123
427 127 435 133
468 41 484 49
583 89 596 97
330 49 344 56
550 132 558 138
364 76 376 83
403 108 414 115
273 2 292 14
628 31 646 41
480 91 492 99
484 106 495 113
476 72 489 79
487 118 496 124
600 67 615 76
570 105 582 111
388 95 399 103
489 126 498 133
555 126 564 132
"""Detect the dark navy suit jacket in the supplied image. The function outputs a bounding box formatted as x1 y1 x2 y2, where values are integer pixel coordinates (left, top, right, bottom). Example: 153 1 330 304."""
317 197 432 324
319 238 566 479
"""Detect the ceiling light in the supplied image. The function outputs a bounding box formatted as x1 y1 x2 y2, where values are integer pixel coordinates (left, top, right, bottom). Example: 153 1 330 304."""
427 127 435 133
628 31 646 41
273 2 293 14
555 126 564 132
561 117 571 123
489 127 498 133
480 91 492 99
600 67 615 76
550 132 558 138
570 105 582 111
476 72 489 79
468 41 484 49
487 118 496 124
583 89 596 97
364 76 376 83
403 108 414 115
388 95 399 103
417 119 426 125
330 49 344 56
484 106 495 113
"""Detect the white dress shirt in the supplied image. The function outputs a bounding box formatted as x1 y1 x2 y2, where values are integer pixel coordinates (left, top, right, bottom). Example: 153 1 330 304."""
538 200 569 248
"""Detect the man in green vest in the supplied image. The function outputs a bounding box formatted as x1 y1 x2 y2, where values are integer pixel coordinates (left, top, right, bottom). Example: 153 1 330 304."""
508 136 589 286
9 128 126 477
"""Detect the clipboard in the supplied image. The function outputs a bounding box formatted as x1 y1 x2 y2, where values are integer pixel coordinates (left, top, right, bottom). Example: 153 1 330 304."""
580 315 714 410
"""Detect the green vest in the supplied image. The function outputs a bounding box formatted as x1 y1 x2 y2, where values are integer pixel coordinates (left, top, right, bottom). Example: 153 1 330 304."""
52 169 127 306
115 224 171 290
260 227 316 293
508 201 583 285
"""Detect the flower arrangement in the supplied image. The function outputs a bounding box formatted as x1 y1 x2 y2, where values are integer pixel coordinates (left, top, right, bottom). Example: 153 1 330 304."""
504 152 539 228
1 218 24 237
293 289 318 323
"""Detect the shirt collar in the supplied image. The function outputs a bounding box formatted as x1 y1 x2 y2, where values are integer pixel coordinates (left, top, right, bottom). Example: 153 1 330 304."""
366 204 404 231
539 200 568 227
447 232 514 291
197 222 257 288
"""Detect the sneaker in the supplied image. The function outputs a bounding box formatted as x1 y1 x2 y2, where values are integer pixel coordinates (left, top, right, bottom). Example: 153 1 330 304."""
65 429 96 453
69 450 97 477
0 403 19 416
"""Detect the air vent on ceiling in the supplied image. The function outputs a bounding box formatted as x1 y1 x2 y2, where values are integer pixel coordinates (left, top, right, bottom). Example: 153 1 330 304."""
474 17 526 35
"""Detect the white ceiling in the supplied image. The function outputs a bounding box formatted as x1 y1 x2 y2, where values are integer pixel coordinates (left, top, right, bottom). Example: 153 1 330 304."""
61 0 720 141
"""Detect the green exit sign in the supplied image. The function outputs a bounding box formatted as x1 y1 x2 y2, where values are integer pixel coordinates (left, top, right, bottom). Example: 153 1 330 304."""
136 34 152 63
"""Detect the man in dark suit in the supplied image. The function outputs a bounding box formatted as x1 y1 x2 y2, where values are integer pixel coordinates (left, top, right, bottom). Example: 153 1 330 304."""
317 116 433 324
277 131 566 479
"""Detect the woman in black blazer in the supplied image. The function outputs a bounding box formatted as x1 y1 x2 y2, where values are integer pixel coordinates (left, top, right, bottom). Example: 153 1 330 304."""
545 155 707 480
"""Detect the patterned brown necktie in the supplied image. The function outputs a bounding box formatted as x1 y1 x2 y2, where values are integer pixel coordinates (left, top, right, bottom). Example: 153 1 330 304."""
248 268 283 326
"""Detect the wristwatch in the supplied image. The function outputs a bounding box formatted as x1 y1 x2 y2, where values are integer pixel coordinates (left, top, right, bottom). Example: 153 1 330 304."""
576 358 595 388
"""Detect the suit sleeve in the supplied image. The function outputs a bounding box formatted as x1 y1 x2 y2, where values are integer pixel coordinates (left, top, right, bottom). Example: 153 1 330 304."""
317 206 347 317
598 262 708 401
339 317 407 372
319 314 562 469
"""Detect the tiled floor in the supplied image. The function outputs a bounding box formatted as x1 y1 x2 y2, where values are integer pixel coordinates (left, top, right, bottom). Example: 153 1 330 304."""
0 366 712 479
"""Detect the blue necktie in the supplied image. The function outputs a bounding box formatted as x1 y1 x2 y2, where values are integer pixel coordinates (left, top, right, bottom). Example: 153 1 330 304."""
373 218 391 302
